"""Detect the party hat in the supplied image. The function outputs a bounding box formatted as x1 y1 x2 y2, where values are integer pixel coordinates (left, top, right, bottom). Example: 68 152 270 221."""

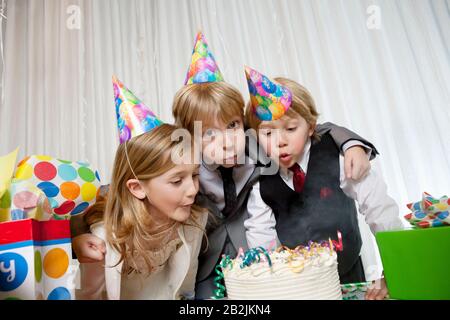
184 31 224 85
245 66 292 121
113 76 163 143
0 148 19 198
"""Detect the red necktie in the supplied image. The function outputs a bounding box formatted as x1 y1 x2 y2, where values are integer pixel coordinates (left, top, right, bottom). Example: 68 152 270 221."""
289 163 306 193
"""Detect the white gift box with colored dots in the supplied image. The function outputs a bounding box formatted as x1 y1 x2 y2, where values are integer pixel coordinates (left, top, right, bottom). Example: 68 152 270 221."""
0 219 75 300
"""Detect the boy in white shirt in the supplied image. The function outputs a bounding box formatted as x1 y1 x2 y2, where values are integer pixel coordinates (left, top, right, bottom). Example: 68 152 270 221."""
243 67 404 300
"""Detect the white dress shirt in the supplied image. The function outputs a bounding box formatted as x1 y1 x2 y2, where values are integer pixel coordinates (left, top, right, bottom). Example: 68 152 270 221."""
245 138 404 249
199 138 370 212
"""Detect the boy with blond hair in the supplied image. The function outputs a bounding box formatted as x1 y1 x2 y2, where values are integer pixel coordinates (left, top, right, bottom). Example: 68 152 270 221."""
243 67 404 300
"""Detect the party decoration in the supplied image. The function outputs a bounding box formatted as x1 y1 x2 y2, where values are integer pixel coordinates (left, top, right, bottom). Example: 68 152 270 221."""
113 76 163 144
404 192 450 228
240 246 272 269
0 180 52 223
0 148 19 199
211 254 232 300
245 66 292 121
184 31 224 85
13 155 101 220
0 219 73 300
341 282 372 300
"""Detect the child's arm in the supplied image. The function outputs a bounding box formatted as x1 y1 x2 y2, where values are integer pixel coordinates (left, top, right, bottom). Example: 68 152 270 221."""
72 233 106 263
71 212 106 263
343 145 371 181
244 182 279 249
317 122 379 159
75 223 108 300
72 186 108 263
339 159 404 233
71 214 106 263
70 214 90 238
365 277 389 300
317 122 378 180
339 160 403 300
76 261 106 300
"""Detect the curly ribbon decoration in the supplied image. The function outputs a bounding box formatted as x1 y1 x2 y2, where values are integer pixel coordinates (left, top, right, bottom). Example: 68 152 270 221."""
276 245 293 254
276 246 306 273
211 255 232 299
287 252 305 273
240 246 272 269
331 230 344 252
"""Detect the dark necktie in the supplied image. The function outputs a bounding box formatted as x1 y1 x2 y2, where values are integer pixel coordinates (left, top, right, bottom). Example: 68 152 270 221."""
218 166 237 217
288 163 306 193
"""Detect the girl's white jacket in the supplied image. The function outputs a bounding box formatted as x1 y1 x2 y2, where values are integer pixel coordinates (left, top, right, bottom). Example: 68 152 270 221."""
76 212 208 300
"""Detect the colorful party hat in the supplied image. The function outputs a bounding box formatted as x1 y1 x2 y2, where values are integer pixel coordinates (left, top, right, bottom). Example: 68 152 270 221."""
245 66 292 121
184 32 224 85
113 76 163 143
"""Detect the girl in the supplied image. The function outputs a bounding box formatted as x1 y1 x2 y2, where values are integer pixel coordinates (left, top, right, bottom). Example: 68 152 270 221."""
77 124 208 300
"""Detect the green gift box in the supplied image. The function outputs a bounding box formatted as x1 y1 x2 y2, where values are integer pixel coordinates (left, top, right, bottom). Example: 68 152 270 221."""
376 226 450 300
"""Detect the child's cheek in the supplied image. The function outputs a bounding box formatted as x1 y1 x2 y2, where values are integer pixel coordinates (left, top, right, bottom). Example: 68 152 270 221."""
201 141 217 162
293 140 305 157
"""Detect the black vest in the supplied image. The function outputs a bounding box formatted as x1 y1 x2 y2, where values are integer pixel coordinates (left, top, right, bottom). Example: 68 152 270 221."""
260 132 362 277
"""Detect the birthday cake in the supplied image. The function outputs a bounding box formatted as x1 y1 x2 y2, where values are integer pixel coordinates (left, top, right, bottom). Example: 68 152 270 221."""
219 243 343 300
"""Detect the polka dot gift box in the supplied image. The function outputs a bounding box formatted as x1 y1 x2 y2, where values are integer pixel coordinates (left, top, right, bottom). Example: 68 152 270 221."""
14 155 101 220
0 219 74 300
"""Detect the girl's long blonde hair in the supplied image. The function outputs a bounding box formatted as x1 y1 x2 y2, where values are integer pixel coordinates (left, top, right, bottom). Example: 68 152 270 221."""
85 124 205 275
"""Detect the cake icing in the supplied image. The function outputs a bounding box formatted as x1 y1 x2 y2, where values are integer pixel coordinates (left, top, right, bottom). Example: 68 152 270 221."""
220 244 343 300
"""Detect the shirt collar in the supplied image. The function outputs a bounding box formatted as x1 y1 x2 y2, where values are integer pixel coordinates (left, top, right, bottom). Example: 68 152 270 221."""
280 138 312 179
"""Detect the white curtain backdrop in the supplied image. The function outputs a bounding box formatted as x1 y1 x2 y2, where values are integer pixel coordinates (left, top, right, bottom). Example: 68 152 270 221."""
1 0 449 280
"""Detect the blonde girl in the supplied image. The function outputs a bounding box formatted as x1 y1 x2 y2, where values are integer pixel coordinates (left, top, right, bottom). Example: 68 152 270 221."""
78 124 207 300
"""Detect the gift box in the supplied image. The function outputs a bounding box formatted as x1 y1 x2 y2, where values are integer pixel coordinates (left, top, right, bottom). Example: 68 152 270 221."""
0 150 102 300
376 225 450 300
0 218 74 300
375 193 450 300
14 155 102 220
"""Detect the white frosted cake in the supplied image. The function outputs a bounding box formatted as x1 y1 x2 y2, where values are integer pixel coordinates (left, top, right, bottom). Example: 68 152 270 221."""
221 245 342 300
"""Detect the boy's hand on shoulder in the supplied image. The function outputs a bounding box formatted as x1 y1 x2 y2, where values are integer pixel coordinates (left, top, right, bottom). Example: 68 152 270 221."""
72 233 106 263
344 146 371 181
365 278 389 300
